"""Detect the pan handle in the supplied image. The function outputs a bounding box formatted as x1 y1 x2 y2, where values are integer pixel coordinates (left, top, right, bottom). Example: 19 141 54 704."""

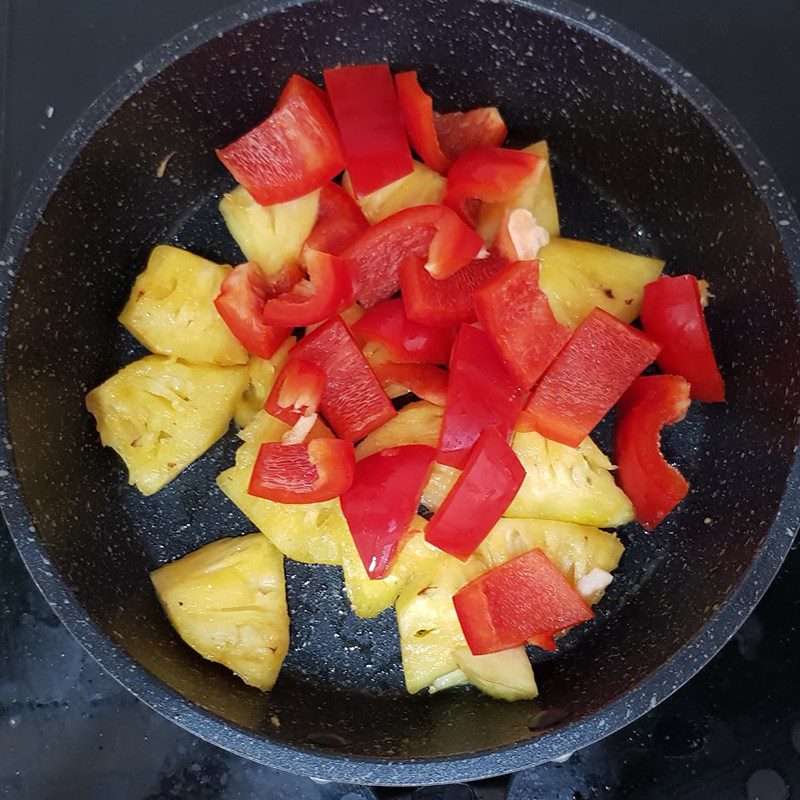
372 776 511 800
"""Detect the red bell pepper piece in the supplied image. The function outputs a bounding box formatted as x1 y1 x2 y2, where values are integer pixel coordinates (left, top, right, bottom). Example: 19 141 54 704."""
264 358 326 425
214 262 292 359
474 260 571 390
216 94 345 205
518 308 661 448
453 548 594 655
248 438 355 504
261 248 353 327
433 107 508 162
426 427 525 560
394 71 450 175
324 64 413 198
276 74 332 116
373 362 449 407
304 182 369 256
615 375 691 530
352 298 456 364
437 324 525 469
340 444 436 579
399 253 507 328
343 205 483 307
290 315 395 441
640 274 725 403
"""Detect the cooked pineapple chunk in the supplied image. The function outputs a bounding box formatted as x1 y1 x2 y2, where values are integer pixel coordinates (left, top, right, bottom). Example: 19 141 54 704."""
151 533 289 691
219 185 320 276
538 238 664 328
476 140 560 242
118 245 247 366
506 431 633 527
342 161 446 224
355 401 443 460
421 463 460 512
453 647 538 701
86 356 247 495
216 410 344 565
233 336 295 427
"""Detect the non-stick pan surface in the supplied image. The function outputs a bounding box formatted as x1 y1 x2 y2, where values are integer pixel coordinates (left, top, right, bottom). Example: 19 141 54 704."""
1 0 799 786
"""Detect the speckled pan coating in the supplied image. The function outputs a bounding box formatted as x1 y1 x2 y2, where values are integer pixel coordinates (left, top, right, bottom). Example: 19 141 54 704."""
0 0 799 787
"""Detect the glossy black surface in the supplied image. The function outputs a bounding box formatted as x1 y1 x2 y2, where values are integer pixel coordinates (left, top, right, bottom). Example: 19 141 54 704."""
1 0 800 796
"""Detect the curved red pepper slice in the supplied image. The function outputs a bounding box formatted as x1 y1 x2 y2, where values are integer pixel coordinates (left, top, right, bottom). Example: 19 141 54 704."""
615 374 691 530
248 438 355 504
276 74 332 116
214 262 292 359
261 248 353 327
395 71 451 175
640 274 725 403
453 548 594 655
518 308 661 448
305 182 369 256
340 444 436 579
426 427 525 561
264 358 326 425
373 362 449 407
352 298 456 364
474 259 571 390
216 94 344 206
434 107 507 163
343 205 483 307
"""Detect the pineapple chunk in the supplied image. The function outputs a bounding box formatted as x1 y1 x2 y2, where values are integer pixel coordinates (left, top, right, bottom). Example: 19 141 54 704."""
506 431 633 527
453 647 538 701
355 400 443 460
233 336 295 427
118 245 247 366
538 238 664 328
151 533 289 691
421 463 460 512
86 355 248 495
342 161 446 224
476 141 560 242
216 410 344 565
219 185 320 276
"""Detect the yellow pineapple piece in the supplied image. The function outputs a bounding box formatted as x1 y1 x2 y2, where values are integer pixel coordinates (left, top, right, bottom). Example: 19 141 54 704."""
538 238 664 328
420 463 460 512
233 336 295 427
453 647 538 701
342 161 446 224
151 533 288 691
216 410 344 565
86 355 248 495
118 245 247 366
506 431 633 527
219 185 320 276
476 140 560 242
355 401 443 460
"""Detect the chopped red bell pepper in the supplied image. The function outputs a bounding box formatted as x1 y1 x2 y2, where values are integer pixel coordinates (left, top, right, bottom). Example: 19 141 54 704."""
394 71 450 175
264 358 326 425
373 362 449 406
340 444 436 579
453 548 594 655
276 74 332 116
248 438 355 504
290 315 396 440
640 274 725 403
304 182 369 255
433 107 508 162
518 308 661 448
343 204 483 307
352 298 456 364
261 248 353 327
324 64 413 198
214 262 292 359
399 253 507 328
216 94 345 206
474 260 571 390
437 324 525 469
426 427 525 560
615 375 691 530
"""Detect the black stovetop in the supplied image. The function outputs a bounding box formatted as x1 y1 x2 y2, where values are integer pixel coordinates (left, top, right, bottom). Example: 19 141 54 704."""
1 1 799 798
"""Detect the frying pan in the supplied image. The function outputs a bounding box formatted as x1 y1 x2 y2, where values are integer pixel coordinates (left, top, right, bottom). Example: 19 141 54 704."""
1 0 799 791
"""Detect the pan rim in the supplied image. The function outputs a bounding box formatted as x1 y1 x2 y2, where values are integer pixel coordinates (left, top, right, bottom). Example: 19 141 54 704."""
0 0 799 786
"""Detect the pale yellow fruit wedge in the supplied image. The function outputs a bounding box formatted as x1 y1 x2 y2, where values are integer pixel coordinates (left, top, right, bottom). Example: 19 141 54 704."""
355 400 443 461
453 647 538 701
233 337 295 427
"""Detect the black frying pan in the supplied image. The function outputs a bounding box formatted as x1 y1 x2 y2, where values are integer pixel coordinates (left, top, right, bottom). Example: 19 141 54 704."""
1 0 799 789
